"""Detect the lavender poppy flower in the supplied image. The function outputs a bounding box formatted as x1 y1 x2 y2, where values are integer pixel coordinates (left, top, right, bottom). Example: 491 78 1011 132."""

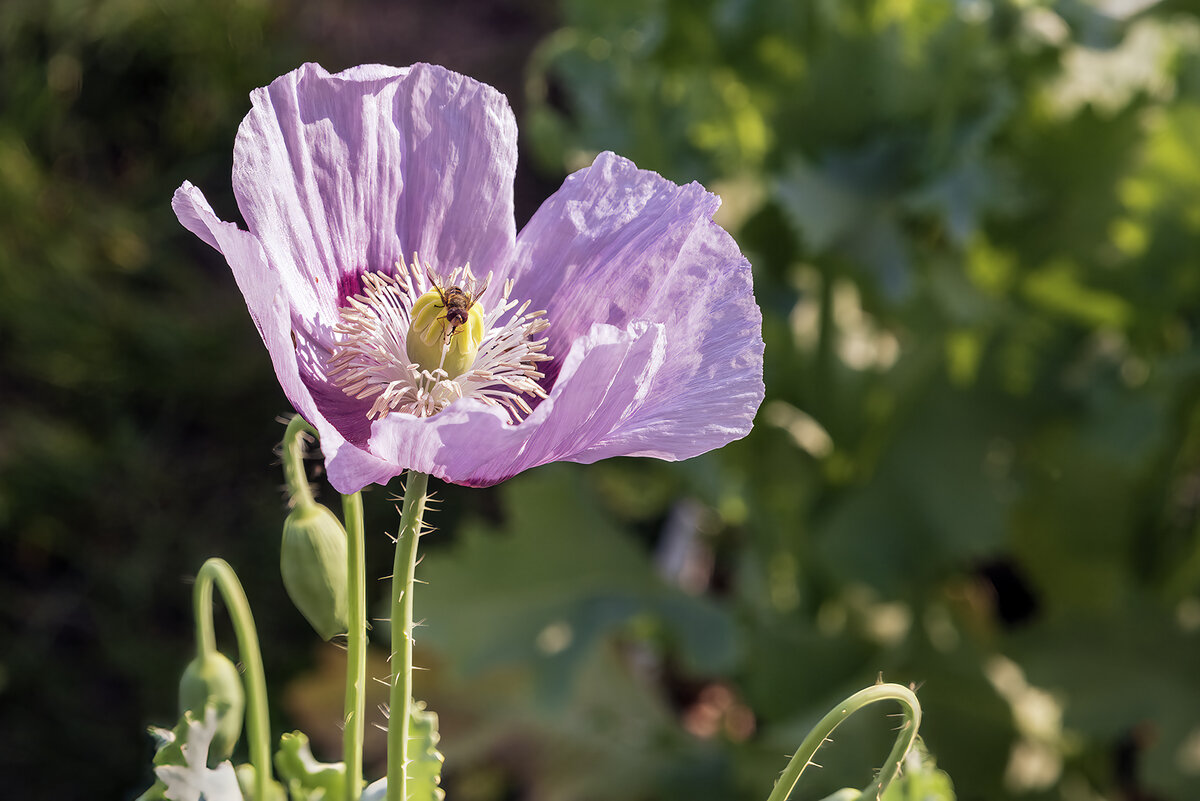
173 63 763 493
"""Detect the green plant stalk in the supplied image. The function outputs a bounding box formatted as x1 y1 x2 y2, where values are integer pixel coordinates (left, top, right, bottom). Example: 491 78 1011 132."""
343 490 367 801
765 682 921 801
194 558 273 801
283 415 317 510
387 470 429 801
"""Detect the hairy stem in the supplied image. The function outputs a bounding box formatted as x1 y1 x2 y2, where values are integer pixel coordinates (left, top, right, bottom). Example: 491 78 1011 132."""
282 415 317 509
343 491 367 801
194 558 273 801
766 682 921 801
387 471 429 801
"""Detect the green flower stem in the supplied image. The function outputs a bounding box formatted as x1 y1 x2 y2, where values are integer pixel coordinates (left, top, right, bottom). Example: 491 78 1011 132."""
387 470 430 801
193 558 273 801
283 415 317 509
765 682 921 801
343 490 367 801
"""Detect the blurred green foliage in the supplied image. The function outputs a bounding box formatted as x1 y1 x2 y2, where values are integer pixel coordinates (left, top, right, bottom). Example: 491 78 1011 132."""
0 0 307 797
5 1 1200 800
501 0 1200 799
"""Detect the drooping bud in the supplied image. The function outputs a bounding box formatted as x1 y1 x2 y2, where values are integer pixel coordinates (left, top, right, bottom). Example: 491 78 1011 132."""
278 416 350 640
280 502 350 640
178 651 245 765
406 287 486 378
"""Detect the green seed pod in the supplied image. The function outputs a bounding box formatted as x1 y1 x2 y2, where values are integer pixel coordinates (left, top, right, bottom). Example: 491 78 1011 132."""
178 651 245 764
281 502 349 640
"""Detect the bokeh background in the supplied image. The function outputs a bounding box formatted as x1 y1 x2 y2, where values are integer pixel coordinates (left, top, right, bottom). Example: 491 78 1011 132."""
4 0 1200 799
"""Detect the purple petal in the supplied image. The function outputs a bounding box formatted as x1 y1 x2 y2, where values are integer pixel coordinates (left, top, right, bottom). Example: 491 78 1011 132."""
338 322 669 488
509 152 765 462
172 182 393 480
232 62 519 327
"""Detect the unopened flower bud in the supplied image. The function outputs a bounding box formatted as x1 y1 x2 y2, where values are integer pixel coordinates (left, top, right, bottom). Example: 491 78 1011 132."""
179 651 244 764
406 286 485 378
281 503 349 640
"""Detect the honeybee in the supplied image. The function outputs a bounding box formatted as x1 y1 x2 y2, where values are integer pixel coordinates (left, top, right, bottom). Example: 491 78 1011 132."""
437 285 476 332
430 274 488 339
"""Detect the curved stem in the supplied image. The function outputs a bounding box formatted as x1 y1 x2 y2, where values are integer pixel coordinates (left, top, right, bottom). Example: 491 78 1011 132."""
283 415 317 509
343 491 367 801
193 566 218 661
387 471 430 801
766 682 921 801
194 558 273 801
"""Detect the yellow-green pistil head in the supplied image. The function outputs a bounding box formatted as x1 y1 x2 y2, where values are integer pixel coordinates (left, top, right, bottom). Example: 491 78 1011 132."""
406 285 486 378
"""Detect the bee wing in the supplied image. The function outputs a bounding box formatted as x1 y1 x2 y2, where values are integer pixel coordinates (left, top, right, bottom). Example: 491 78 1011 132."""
473 273 491 303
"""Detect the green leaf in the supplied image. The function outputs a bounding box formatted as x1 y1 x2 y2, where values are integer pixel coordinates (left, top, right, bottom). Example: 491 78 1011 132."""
354 701 445 801
775 157 866 253
815 391 1013 594
274 730 345 801
881 738 956 801
418 465 739 704
407 700 446 801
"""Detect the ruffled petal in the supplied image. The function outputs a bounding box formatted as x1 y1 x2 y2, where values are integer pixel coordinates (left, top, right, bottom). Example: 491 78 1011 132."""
339 322 667 488
232 62 519 326
172 182 394 484
510 152 765 461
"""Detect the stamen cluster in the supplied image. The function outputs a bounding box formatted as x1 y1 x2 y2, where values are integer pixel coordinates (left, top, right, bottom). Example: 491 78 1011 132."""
327 256 550 421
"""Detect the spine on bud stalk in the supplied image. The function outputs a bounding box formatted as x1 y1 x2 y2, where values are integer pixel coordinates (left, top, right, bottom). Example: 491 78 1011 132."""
280 416 350 641
179 651 245 764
